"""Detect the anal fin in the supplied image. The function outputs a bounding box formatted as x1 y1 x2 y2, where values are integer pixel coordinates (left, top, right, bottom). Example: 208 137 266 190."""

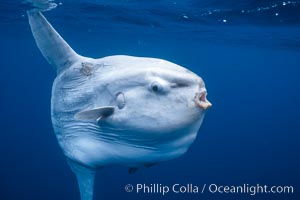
68 160 96 200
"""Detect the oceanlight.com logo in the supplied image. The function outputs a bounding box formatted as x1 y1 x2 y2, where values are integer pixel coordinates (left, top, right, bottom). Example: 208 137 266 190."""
124 183 294 196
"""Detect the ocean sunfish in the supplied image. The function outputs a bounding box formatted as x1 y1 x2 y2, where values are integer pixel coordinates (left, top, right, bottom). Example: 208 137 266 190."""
27 9 211 200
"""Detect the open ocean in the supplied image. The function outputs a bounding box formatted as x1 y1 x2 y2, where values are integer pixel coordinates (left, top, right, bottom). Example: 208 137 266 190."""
0 0 299 200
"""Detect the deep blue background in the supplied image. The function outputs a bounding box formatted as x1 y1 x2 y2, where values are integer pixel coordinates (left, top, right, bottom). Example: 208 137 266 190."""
0 1 299 200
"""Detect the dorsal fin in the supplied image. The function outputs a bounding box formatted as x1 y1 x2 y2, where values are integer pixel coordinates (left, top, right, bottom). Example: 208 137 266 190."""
27 10 80 74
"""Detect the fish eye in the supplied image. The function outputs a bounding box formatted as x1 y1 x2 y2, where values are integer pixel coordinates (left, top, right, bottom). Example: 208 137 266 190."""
150 82 163 93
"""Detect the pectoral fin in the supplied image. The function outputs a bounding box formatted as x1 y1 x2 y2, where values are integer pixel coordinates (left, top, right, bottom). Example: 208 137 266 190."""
75 106 115 122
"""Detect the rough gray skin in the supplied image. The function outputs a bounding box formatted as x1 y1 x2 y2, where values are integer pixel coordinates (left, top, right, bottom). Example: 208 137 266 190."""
27 10 211 200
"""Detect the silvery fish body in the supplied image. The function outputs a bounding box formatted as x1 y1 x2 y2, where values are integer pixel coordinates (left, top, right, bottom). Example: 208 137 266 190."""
27 9 211 200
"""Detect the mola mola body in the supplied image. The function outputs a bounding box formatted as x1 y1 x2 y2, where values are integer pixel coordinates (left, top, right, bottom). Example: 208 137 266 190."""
27 8 211 200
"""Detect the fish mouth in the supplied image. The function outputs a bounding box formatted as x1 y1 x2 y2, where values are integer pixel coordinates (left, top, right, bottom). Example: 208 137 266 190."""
195 92 212 110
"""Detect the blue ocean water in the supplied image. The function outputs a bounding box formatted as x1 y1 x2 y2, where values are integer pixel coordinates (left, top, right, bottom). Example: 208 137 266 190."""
0 0 299 200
